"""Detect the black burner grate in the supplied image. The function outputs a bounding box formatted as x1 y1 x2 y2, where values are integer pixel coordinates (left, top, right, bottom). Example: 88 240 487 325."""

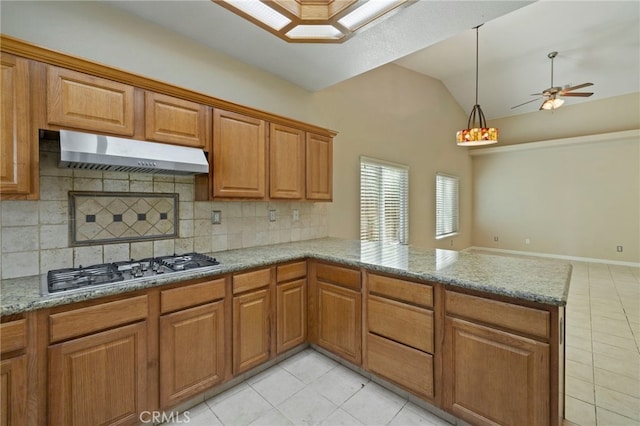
47 264 124 293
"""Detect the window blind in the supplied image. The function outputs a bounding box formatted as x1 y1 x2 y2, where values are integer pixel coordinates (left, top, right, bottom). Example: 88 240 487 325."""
360 157 409 244
436 173 459 238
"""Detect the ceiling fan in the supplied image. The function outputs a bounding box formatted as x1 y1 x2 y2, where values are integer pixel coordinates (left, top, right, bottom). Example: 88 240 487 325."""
511 51 594 111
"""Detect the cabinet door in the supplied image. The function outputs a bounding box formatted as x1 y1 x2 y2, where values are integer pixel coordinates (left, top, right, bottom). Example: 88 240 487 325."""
47 66 134 135
233 289 270 374
49 322 147 426
317 282 361 365
270 124 305 199
145 91 207 148
213 109 266 198
0 355 27 426
1 53 31 197
305 133 332 201
160 301 225 409
276 279 307 353
443 317 549 426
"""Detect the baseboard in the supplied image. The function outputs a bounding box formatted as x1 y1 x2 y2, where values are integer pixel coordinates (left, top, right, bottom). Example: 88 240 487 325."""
463 246 640 268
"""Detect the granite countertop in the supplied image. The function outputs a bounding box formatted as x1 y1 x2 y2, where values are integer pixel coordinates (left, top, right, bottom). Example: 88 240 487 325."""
0 238 572 315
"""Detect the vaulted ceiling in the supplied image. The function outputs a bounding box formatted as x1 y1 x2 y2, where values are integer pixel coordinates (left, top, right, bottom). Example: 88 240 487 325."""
105 0 640 120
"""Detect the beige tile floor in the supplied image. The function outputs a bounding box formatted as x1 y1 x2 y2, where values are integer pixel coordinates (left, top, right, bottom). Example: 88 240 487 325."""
166 261 640 426
166 348 454 425
564 262 640 426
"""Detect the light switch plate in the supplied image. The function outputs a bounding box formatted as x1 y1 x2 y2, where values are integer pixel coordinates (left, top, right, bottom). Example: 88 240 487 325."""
212 210 222 224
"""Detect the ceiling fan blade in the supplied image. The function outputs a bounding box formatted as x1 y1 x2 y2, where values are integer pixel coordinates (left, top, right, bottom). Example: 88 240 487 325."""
561 92 594 97
561 82 593 93
511 98 542 109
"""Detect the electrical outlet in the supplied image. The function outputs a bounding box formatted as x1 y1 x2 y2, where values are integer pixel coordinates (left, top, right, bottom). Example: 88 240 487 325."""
525 238 531 245
493 236 499 242
292 209 299 222
617 246 623 252
269 210 277 222
211 210 222 224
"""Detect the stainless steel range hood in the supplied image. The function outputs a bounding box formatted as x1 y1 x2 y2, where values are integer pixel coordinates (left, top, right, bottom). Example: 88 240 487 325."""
58 130 209 175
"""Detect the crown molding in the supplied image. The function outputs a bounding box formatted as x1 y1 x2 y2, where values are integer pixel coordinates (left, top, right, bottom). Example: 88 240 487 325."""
469 129 639 156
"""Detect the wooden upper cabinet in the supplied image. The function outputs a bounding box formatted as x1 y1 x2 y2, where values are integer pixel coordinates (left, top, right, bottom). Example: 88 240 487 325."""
47 65 135 135
213 109 267 198
1 53 32 198
144 91 207 148
306 133 333 201
270 123 305 199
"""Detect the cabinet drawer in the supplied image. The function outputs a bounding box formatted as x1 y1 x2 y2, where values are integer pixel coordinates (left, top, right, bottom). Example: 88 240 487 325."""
367 333 433 399
161 278 226 314
445 291 550 340
367 273 432 308
316 262 360 291
49 295 148 343
277 261 306 283
233 268 272 294
368 295 433 353
0 319 27 353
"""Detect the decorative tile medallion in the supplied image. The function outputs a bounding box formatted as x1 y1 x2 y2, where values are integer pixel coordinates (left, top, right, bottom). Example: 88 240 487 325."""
70 192 178 245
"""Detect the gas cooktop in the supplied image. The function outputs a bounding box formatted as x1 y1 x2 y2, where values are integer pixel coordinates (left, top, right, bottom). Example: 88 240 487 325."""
45 253 221 294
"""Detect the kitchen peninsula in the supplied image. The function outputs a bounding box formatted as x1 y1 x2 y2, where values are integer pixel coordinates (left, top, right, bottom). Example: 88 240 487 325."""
1 238 571 426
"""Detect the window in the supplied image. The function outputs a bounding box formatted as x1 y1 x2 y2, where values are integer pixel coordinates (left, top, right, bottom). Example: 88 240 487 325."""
360 157 409 244
436 173 459 239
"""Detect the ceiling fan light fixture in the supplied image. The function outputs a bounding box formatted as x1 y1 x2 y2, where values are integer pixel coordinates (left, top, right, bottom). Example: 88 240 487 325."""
456 25 498 147
541 97 564 110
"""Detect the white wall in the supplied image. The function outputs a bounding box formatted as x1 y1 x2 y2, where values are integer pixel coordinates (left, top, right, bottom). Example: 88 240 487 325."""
472 131 640 263
310 65 471 249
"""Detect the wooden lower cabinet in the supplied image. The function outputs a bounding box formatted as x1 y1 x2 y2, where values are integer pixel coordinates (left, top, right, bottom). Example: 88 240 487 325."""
364 273 435 400
1 318 28 426
48 321 148 426
233 289 271 374
0 355 27 426
316 282 361 365
160 301 225 409
276 278 307 353
443 317 550 426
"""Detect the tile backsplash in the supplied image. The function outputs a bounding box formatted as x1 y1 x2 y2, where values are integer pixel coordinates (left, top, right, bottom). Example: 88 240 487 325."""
0 140 328 279
70 191 178 245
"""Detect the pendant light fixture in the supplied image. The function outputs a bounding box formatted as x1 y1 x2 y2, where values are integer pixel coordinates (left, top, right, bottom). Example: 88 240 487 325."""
456 25 498 146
